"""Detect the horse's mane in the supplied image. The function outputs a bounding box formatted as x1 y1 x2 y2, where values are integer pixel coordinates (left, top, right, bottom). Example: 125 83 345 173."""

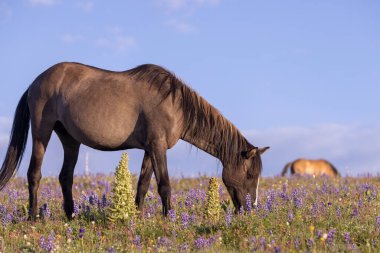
127 64 251 166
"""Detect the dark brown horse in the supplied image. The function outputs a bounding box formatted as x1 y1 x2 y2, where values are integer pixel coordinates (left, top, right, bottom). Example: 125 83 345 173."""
0 62 269 220
281 159 339 177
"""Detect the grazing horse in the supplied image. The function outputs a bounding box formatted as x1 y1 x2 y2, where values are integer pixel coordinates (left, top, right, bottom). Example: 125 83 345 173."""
0 62 269 220
281 159 339 177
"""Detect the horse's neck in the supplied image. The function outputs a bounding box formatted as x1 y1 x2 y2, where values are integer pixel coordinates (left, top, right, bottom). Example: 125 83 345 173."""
181 124 246 165
182 133 220 160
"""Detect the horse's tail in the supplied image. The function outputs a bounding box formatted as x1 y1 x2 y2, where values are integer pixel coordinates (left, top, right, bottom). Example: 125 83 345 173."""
0 90 30 190
281 162 292 176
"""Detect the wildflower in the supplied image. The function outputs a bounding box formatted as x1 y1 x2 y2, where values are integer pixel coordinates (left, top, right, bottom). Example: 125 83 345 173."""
225 206 232 227
178 243 189 252
293 196 303 209
288 211 294 224
204 178 220 223
344 232 350 244
73 202 79 216
320 233 327 242
352 207 359 217
168 209 176 223
157 237 171 250
39 231 55 252
133 235 141 247
326 228 336 244
79 227 85 239
181 212 191 227
336 206 341 217
376 216 380 226
246 193 252 212
307 238 314 248
294 237 300 250
194 236 207 249
194 236 215 249
101 194 107 208
89 193 98 206
309 225 315 235
108 153 138 222
260 237 266 251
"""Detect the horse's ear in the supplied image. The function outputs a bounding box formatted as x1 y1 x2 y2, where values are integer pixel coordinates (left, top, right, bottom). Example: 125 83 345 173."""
241 148 258 159
241 146 270 159
258 146 270 155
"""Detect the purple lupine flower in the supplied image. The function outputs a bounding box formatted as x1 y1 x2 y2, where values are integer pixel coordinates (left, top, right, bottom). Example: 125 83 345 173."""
344 232 350 244
218 185 223 197
79 227 85 239
39 231 55 252
310 202 318 217
288 211 294 224
265 197 273 212
336 206 341 218
225 206 232 227
1 207 13 226
322 180 328 194
358 199 363 208
89 193 98 205
352 207 359 218
376 216 380 226
282 183 287 193
246 193 252 212
178 243 189 252
293 196 303 209
194 236 207 249
260 237 266 251
158 237 171 250
73 202 79 216
326 228 336 244
168 209 176 223
67 227 73 239
279 191 289 202
133 235 141 247
250 236 257 251
181 212 191 227
101 194 107 208
294 237 300 250
316 230 322 239
108 247 117 253
307 238 314 248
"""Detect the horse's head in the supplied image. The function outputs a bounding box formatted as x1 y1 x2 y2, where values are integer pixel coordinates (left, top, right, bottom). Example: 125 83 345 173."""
222 146 269 213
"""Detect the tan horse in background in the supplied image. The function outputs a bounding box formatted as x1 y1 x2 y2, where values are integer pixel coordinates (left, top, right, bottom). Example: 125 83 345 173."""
281 159 339 177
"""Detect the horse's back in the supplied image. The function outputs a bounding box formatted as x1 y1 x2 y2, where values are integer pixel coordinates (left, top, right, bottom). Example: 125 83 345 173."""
292 159 338 177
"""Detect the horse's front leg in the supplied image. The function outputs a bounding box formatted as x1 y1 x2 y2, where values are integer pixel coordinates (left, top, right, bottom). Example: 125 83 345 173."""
149 146 171 216
135 151 154 210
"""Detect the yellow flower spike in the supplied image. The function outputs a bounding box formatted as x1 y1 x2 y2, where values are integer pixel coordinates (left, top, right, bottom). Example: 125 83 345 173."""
204 177 221 224
108 153 138 222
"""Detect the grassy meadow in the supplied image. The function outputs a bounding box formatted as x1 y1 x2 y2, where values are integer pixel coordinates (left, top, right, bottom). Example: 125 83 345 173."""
0 173 379 252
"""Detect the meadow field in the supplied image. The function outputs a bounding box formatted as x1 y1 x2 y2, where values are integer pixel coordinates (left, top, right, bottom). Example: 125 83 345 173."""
0 174 379 252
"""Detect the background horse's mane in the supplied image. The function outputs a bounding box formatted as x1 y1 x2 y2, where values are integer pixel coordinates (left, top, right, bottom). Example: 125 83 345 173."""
127 64 252 166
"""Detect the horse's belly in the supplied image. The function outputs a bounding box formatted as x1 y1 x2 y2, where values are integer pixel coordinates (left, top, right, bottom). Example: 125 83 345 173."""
59 103 144 150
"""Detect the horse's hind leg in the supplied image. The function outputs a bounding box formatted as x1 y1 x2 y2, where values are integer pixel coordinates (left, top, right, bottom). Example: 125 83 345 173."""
55 122 80 220
27 125 54 220
135 152 154 210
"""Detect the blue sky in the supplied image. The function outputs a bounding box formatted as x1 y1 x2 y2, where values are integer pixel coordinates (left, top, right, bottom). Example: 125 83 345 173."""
0 0 379 177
